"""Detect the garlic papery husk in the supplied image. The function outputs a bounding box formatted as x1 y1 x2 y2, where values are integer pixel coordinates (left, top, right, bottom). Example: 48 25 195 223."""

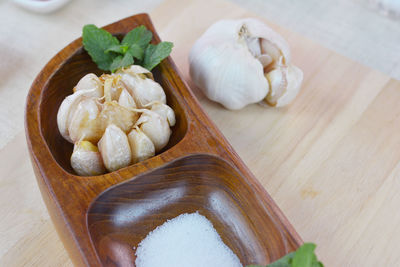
189 18 303 109
98 124 132 172
150 102 176 127
99 101 139 133
119 66 166 108
71 141 105 176
73 73 103 98
57 90 98 143
102 74 123 102
135 110 171 152
118 88 137 109
127 127 155 163
68 98 102 143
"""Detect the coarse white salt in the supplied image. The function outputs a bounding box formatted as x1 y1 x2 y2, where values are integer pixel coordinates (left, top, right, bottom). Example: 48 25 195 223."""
135 212 243 267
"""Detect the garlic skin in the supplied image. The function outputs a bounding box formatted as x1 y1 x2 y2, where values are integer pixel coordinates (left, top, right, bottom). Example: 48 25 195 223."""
98 124 132 172
71 141 105 176
73 73 103 98
135 110 171 152
128 127 155 163
150 102 176 127
189 18 303 110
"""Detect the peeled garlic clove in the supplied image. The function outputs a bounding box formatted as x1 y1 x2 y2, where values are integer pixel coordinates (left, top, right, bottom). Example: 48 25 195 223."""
99 101 139 133
71 141 105 176
98 124 132 172
265 64 303 107
135 110 171 152
73 73 103 97
127 127 155 163
118 88 137 109
68 98 102 143
119 68 166 108
150 102 176 127
57 90 95 143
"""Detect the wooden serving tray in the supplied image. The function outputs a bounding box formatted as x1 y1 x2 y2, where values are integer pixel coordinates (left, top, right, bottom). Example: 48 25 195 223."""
25 14 302 266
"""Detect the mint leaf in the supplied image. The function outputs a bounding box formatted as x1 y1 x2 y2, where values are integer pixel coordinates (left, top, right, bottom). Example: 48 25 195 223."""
143 42 173 70
292 243 317 267
82 24 120 71
105 44 129 55
110 53 134 72
246 243 323 267
127 44 144 61
122 25 153 49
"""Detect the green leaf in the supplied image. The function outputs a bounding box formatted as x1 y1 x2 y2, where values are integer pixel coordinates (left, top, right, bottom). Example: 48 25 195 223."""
105 44 129 55
246 243 323 267
142 42 173 71
122 25 153 49
292 243 316 267
127 44 144 61
267 252 294 267
82 24 120 71
110 53 134 72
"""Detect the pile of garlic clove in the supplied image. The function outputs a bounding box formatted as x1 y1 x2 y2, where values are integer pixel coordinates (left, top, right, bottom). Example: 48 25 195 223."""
189 18 303 110
57 65 175 176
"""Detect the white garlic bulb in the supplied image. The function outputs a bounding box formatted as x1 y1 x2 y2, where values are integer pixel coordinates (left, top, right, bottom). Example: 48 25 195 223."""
119 66 166 108
189 18 303 109
135 110 171 152
128 127 155 163
73 73 103 98
150 102 176 127
71 141 105 176
98 124 132 172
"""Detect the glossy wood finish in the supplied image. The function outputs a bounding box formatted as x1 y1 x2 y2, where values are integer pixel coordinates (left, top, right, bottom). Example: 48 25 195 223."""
25 13 302 266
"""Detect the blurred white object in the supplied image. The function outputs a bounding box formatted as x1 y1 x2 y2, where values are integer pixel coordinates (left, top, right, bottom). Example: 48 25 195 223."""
369 0 400 18
13 0 71 13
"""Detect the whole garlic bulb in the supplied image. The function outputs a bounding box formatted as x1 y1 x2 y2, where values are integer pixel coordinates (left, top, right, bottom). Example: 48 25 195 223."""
189 18 303 109
98 124 132 172
70 141 105 176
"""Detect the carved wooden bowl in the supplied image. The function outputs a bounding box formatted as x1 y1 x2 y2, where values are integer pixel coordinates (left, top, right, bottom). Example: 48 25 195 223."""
25 13 302 266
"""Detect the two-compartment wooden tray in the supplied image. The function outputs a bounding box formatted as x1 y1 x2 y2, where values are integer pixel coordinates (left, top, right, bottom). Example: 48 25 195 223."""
25 13 302 266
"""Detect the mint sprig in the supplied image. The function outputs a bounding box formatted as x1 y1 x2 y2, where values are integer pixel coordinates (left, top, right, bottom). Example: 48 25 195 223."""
82 24 173 72
247 243 324 267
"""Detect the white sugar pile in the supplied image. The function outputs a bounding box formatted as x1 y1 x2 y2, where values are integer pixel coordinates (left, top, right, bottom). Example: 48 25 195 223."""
135 212 243 267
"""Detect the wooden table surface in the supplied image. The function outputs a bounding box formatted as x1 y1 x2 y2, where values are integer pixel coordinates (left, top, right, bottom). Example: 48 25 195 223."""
1 0 400 266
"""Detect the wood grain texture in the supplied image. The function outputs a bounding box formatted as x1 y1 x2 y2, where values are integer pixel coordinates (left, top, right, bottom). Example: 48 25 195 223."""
25 13 301 266
151 0 400 266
